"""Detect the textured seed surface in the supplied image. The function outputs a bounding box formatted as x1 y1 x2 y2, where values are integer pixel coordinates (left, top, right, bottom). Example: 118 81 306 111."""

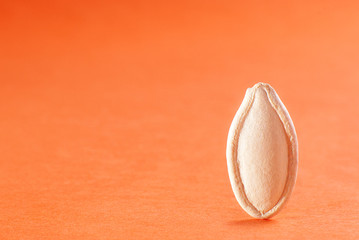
226 82 298 219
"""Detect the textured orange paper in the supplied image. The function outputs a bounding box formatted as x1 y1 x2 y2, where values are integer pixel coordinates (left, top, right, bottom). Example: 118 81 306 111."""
1 1 359 239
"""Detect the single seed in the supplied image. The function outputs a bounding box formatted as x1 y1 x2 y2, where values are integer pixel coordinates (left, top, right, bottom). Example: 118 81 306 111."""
226 82 298 219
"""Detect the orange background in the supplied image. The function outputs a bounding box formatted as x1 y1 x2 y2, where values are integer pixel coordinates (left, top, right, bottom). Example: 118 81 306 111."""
1 0 359 239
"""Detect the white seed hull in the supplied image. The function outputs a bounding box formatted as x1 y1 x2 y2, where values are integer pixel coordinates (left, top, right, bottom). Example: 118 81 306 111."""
226 83 298 219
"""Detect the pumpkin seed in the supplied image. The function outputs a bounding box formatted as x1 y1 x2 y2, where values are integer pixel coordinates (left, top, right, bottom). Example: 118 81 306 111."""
226 82 298 219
